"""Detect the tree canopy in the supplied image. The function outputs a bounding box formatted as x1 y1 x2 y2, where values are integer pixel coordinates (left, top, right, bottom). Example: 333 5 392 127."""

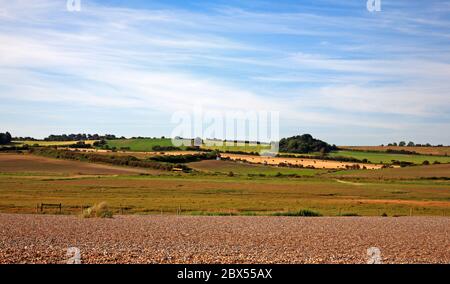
278 134 336 154
0 132 12 145
44 134 117 141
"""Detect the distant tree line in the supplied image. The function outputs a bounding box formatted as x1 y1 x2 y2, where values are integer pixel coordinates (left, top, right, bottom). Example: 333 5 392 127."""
383 141 444 147
148 151 218 163
0 132 12 145
0 145 29 152
44 134 121 141
12 136 37 141
279 134 337 154
152 145 182 151
385 149 418 155
131 136 167 139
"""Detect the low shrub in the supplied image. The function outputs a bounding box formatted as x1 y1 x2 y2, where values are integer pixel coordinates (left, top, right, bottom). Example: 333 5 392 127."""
149 151 218 163
272 209 322 217
82 202 113 218
339 213 360 216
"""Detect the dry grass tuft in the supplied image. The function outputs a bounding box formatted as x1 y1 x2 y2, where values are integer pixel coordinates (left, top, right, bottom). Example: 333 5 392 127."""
82 202 113 218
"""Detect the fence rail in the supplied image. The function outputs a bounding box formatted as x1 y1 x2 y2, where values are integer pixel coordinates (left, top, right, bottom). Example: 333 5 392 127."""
36 203 62 213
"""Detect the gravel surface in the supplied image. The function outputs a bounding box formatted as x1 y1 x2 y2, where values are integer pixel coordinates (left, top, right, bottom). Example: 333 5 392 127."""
0 214 449 264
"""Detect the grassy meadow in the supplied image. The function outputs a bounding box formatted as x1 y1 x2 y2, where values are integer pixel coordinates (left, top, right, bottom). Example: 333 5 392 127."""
200 139 272 153
0 172 448 216
105 138 181 151
0 152 449 217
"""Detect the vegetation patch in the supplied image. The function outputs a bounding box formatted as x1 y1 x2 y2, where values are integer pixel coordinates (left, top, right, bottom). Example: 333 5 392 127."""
279 134 337 154
105 138 183 152
149 151 218 163
30 148 190 172
272 209 322 217
339 213 360 216
82 202 113 218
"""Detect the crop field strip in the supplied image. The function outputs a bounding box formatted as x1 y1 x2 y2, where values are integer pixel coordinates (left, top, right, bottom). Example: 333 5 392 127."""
341 146 450 156
188 160 327 176
329 150 450 164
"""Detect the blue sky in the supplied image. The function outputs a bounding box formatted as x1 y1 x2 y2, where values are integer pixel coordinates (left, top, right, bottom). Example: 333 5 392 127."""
1 0 450 145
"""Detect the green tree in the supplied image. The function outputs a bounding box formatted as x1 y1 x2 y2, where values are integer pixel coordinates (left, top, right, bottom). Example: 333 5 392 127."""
0 132 12 145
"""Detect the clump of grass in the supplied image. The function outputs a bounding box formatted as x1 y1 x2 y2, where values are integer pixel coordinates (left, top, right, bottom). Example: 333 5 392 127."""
272 209 322 217
190 211 237 216
339 213 360 217
82 202 113 218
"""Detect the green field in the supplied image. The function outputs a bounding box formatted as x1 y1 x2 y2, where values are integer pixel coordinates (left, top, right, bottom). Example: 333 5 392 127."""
329 150 450 164
201 141 271 153
105 138 184 151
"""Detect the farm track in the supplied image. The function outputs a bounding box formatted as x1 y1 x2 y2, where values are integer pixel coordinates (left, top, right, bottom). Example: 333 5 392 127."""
0 214 448 264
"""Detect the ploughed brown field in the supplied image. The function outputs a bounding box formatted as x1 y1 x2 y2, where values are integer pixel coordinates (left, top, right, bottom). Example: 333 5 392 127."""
341 146 450 156
331 163 450 179
0 214 448 264
0 153 159 175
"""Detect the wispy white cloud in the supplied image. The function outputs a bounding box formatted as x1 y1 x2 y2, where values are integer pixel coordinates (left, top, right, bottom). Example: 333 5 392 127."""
0 0 449 143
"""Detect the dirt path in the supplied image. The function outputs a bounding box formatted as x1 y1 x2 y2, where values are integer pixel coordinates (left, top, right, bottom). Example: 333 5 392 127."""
335 179 364 185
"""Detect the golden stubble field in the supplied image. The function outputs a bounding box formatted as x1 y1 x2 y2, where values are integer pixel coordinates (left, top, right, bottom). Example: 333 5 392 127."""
220 153 385 169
